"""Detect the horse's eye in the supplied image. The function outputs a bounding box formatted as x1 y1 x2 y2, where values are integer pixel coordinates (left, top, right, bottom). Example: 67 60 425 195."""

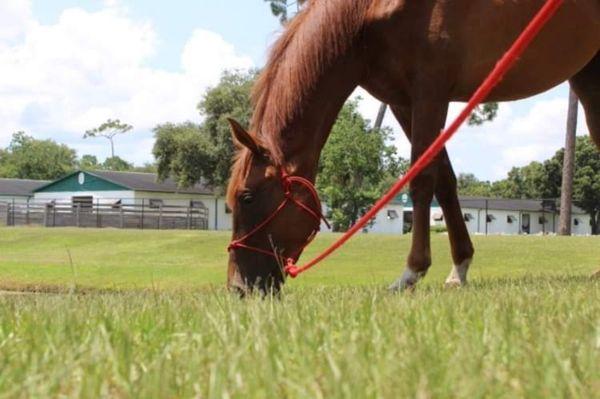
240 191 254 205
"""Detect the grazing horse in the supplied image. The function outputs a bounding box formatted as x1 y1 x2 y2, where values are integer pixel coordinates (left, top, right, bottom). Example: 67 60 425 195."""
226 0 600 294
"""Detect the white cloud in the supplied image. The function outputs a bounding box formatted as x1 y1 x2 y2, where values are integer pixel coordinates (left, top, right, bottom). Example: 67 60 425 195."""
0 0 32 41
352 84 590 182
0 4 253 162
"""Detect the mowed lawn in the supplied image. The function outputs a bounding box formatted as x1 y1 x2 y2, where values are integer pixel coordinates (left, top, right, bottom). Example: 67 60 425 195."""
0 227 599 398
0 226 599 290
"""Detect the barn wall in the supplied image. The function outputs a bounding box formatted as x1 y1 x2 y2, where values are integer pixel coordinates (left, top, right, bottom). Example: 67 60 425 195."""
366 204 404 234
319 202 404 234
571 214 592 235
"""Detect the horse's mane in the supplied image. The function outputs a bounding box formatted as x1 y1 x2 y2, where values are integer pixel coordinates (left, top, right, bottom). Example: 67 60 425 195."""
228 0 370 206
251 0 371 163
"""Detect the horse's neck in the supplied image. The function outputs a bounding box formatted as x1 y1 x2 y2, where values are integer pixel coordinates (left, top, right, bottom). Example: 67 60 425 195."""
280 57 362 179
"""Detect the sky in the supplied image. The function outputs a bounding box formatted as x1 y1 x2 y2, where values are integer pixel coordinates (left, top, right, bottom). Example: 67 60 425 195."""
0 0 590 181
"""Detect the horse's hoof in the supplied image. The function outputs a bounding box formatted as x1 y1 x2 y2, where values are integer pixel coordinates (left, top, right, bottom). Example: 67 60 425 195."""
444 259 472 289
388 268 425 293
444 277 465 289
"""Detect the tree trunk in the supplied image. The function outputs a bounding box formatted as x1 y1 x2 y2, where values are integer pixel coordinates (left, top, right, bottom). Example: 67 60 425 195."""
374 103 387 130
110 138 115 158
558 87 578 235
591 211 599 235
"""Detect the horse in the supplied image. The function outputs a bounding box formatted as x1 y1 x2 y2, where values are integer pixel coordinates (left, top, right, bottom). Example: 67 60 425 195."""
225 0 600 294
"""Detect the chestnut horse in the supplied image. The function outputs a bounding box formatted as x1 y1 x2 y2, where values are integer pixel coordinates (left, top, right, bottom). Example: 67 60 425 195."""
226 0 600 294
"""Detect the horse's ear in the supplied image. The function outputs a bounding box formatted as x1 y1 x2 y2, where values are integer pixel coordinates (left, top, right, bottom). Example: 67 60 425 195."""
227 118 262 156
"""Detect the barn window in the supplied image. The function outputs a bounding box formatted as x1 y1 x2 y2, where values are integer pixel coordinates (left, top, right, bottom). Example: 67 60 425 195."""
538 216 547 224
464 213 474 222
387 209 399 220
432 212 444 222
486 214 496 223
190 200 206 209
149 199 163 209
573 218 580 226
507 215 517 224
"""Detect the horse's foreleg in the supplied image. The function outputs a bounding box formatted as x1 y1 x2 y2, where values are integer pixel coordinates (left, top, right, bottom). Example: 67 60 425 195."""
388 100 449 291
390 105 474 289
435 158 474 287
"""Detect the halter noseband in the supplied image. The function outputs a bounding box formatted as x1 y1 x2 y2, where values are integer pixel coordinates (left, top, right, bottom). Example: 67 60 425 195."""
227 167 330 269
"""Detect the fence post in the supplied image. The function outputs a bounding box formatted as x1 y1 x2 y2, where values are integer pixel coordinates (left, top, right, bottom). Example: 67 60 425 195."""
141 199 145 230
158 204 163 230
26 198 30 225
52 203 56 227
6 202 11 226
96 199 100 228
187 205 191 230
76 203 81 228
11 199 15 226
120 204 124 229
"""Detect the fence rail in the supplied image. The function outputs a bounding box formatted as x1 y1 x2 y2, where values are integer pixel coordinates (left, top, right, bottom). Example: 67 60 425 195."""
0 199 209 230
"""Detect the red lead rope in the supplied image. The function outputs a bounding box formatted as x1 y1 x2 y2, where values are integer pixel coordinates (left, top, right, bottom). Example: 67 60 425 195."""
285 0 565 278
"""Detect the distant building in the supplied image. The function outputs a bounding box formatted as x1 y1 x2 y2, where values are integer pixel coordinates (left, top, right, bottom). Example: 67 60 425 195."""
401 194 592 236
32 170 231 231
0 178 50 202
4 171 591 236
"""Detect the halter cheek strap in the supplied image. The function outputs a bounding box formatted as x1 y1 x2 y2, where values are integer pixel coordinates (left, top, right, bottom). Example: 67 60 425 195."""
227 168 330 265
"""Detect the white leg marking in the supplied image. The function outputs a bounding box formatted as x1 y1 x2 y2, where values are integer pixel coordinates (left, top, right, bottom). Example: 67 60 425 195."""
445 258 472 288
389 268 427 292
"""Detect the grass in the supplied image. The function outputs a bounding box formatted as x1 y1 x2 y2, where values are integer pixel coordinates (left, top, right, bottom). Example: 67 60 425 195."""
0 227 598 290
0 227 599 398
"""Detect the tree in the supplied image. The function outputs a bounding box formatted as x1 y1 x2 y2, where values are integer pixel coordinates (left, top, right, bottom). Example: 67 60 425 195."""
79 155 100 170
102 156 133 171
490 162 545 199
457 173 493 197
153 70 257 190
468 103 499 126
264 0 307 24
84 119 133 158
558 87 578 235
317 99 407 231
571 137 600 234
153 122 215 188
0 132 77 180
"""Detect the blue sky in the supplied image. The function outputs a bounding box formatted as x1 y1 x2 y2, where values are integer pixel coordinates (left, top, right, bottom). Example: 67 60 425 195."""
32 0 281 69
0 0 588 181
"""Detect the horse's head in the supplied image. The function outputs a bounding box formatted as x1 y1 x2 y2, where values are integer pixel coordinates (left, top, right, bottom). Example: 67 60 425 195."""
226 119 324 295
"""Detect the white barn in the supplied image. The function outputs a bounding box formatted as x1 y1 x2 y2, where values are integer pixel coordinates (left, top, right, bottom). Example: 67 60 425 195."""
33 170 232 231
402 195 592 236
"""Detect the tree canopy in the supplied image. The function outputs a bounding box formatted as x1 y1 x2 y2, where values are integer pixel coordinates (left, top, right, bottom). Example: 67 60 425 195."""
84 119 133 158
317 99 407 231
153 70 256 191
0 132 78 180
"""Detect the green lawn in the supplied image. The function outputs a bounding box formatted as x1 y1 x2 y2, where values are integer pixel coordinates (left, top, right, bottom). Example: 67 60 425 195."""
0 227 598 398
0 227 598 290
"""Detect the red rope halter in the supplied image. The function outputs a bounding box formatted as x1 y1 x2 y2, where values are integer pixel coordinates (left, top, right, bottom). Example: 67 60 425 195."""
227 168 330 265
